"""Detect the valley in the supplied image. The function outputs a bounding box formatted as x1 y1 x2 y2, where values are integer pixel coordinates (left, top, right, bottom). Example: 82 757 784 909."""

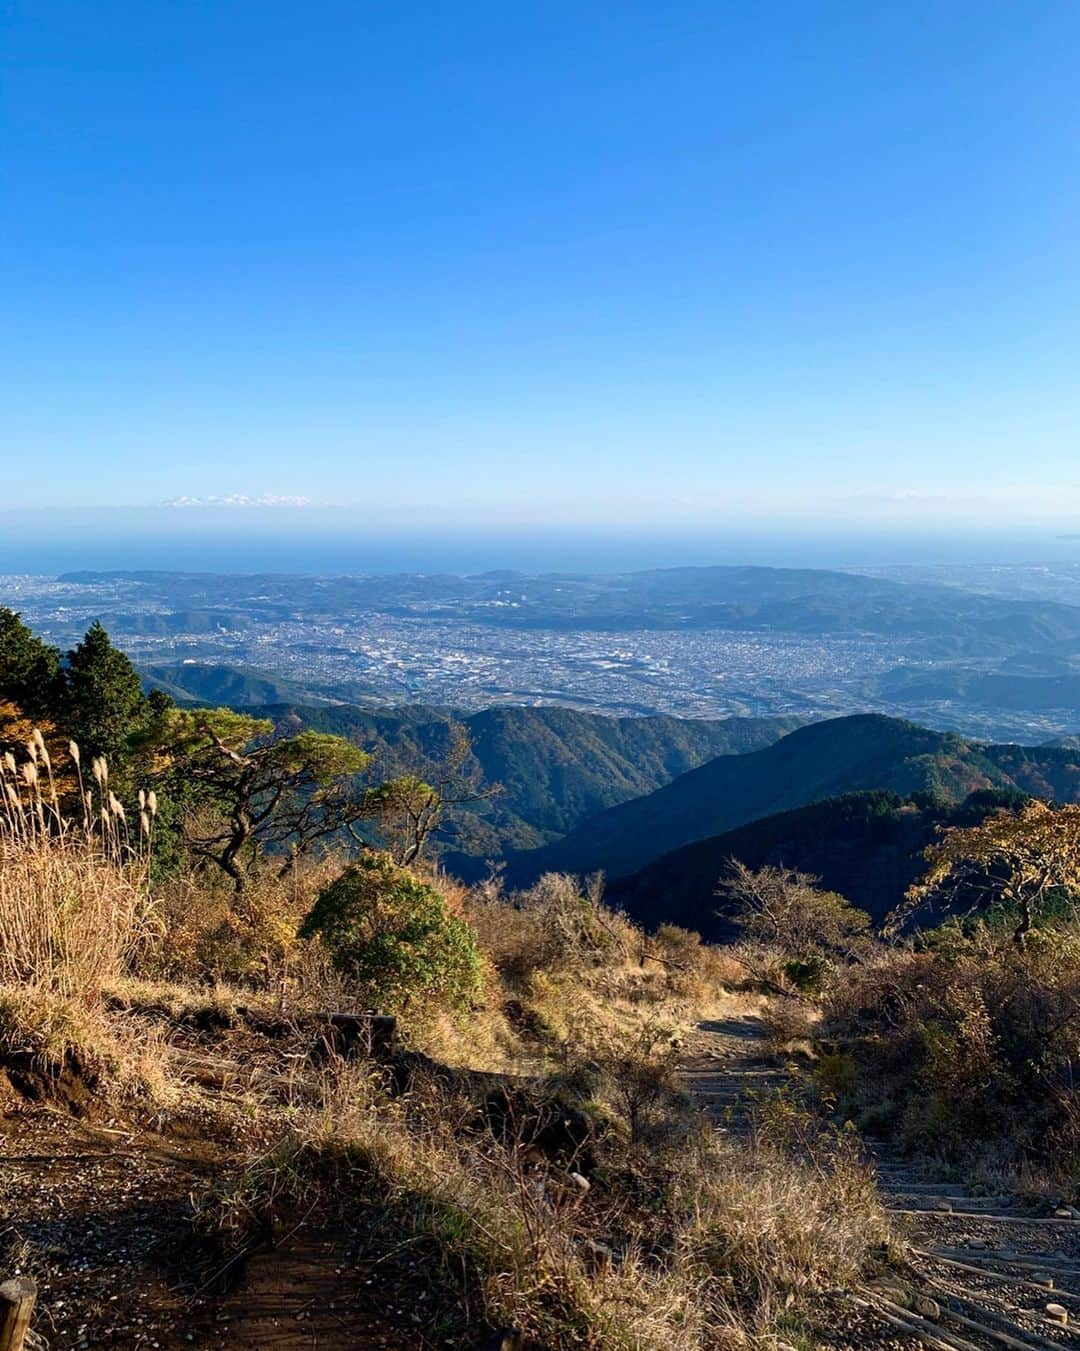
6 563 1080 742
11 7 1080 1345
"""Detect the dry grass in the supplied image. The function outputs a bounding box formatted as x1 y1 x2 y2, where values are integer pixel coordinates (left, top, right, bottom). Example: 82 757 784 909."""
0 985 176 1106
0 740 895 1343
196 1052 890 1349
673 1108 893 1337
188 876 890 1347
0 735 172 1102
457 873 744 1071
152 855 341 990
0 737 155 996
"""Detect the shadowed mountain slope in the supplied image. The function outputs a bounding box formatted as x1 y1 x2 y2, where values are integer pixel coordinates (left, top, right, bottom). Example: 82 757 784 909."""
609 788 1034 938
508 714 1080 883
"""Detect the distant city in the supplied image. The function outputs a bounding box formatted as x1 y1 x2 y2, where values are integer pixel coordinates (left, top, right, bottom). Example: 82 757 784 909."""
5 562 1080 744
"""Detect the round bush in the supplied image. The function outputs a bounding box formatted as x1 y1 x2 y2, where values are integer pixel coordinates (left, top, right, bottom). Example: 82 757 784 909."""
300 854 483 1013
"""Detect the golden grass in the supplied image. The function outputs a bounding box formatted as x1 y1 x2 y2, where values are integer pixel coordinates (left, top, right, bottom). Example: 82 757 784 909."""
0 735 172 1102
196 1047 891 1350
673 1120 893 1338
0 985 177 1107
0 737 156 996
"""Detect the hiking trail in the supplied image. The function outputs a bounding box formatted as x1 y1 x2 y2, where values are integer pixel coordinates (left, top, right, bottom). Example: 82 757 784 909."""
678 1011 1079 1350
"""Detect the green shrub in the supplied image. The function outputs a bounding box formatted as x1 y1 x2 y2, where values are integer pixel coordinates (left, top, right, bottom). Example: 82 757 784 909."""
300 854 483 1014
783 954 833 993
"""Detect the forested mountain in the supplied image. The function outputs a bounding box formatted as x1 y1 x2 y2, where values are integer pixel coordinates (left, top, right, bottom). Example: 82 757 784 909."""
263 702 800 861
508 714 1080 883
609 788 1031 938
141 663 335 707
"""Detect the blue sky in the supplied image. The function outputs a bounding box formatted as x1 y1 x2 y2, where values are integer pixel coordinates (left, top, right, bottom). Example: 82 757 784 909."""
3 2 1080 538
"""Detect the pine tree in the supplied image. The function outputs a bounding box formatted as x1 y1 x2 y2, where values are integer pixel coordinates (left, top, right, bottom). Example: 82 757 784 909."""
0 608 62 719
64 621 148 762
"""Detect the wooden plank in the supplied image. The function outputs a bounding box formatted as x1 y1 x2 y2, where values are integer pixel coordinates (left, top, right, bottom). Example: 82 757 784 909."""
0 1277 36 1351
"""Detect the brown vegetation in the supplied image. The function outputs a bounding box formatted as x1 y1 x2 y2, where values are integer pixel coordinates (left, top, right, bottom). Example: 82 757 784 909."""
0 726 896 1347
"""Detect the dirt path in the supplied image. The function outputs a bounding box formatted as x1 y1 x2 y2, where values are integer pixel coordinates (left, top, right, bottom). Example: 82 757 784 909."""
678 1011 1080 1351
0 1055 439 1348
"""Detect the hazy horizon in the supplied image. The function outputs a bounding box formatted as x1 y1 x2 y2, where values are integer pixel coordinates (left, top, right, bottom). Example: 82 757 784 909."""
4 508 1080 577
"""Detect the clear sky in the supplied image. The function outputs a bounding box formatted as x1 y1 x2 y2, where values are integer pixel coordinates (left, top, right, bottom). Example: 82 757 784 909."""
3 2 1080 542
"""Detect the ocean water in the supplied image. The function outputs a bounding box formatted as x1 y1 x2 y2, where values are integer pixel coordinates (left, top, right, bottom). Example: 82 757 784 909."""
1 509 1079 576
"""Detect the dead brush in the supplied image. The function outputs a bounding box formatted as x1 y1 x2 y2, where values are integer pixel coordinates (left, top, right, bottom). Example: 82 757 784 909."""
759 998 818 1057
670 1110 894 1337
0 735 170 1100
821 929 1080 1175
585 1017 687 1146
467 872 641 989
196 1060 715 1348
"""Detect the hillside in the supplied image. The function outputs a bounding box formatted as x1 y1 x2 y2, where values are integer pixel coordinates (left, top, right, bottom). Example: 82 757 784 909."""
265 702 801 861
141 662 337 707
509 713 1080 883
609 788 1030 938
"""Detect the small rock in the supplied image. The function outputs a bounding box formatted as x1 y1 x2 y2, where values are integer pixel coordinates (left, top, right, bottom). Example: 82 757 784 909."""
967 1238 988 1250
935 1200 953 1213
1053 1207 1072 1218
568 1171 590 1193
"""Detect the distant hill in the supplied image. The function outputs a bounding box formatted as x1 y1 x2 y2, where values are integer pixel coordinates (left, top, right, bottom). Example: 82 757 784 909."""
609 789 1032 938
60 564 1080 650
140 663 335 708
269 703 801 863
879 666 1080 711
508 713 1080 883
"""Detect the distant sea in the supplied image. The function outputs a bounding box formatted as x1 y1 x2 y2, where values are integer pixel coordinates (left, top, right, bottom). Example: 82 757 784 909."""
2 509 1079 576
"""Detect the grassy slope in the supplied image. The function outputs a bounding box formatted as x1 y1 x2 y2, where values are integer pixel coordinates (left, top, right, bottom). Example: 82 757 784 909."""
141 663 334 707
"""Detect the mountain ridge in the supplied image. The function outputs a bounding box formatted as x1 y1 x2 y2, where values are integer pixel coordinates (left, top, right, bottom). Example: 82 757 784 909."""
265 701 802 860
608 788 1033 938
507 713 1080 883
